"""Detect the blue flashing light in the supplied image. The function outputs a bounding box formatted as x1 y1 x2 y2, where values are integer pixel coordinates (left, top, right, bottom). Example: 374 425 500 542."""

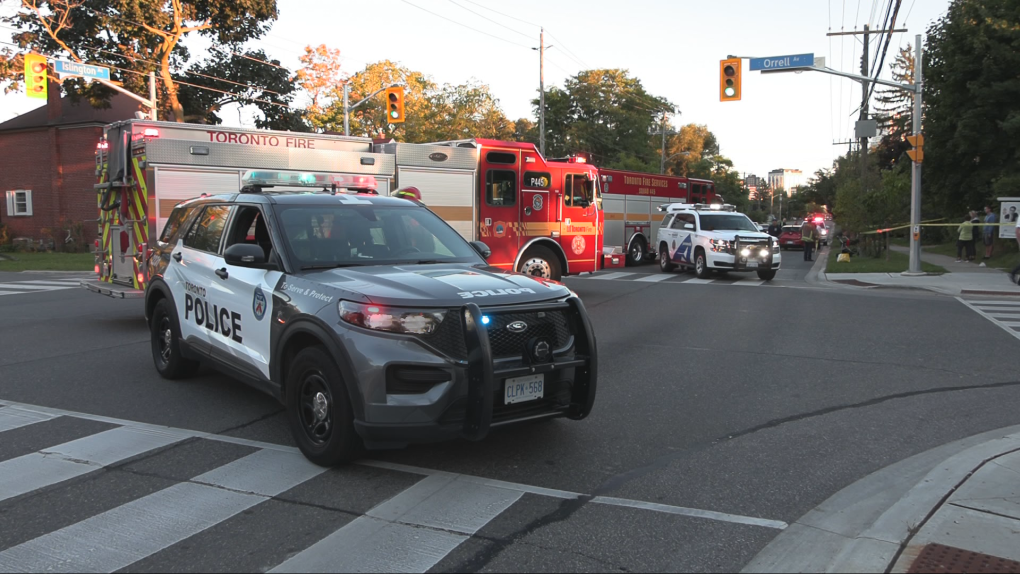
481 315 490 326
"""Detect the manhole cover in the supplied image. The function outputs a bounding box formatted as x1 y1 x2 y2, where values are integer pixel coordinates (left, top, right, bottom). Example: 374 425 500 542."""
907 543 1020 573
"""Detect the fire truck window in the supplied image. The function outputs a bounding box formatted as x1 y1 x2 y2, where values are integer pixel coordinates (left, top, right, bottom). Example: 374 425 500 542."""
486 152 516 165
485 170 517 207
565 175 593 208
183 205 232 254
160 207 191 243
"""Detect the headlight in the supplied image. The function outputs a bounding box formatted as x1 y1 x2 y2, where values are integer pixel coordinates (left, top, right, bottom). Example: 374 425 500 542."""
740 248 751 257
339 301 445 335
710 239 732 253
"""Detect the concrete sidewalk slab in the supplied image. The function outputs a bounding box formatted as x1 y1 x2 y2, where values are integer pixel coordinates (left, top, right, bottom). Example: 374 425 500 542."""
825 272 1020 296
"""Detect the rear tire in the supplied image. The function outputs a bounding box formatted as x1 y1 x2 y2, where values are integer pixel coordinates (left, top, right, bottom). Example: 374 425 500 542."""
757 270 777 281
150 298 199 380
626 237 647 266
517 246 562 281
286 346 362 466
659 245 675 272
694 250 711 279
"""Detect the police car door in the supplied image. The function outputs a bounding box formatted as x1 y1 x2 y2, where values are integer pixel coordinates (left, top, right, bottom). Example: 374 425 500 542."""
670 213 695 264
173 204 233 354
213 205 284 380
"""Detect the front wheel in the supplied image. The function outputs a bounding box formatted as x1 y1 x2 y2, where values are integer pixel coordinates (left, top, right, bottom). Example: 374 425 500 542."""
286 346 361 466
627 237 647 266
757 269 777 281
659 246 675 272
150 299 199 379
517 246 562 281
694 251 711 279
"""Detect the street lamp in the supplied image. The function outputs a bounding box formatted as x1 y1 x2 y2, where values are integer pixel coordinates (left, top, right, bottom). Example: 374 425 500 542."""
661 151 690 175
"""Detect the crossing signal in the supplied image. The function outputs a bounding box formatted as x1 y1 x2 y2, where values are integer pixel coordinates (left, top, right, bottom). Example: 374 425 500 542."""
24 54 48 99
385 87 405 124
720 58 741 102
906 134 924 163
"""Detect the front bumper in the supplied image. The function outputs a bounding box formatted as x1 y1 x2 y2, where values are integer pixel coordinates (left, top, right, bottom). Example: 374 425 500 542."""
351 296 597 448
708 239 781 271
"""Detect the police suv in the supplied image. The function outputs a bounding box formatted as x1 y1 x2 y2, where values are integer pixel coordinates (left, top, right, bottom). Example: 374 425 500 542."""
655 203 781 281
145 188 597 465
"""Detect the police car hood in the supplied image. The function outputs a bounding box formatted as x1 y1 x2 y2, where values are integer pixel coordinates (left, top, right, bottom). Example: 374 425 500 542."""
705 230 774 242
299 264 571 308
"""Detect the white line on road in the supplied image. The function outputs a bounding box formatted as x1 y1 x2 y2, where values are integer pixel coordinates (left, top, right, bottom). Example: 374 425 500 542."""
592 496 788 530
0 283 68 291
958 298 1020 343
968 300 1020 306
0 450 327 574
14 280 83 287
634 274 673 283
733 280 766 287
589 272 634 280
683 278 715 285
0 406 54 433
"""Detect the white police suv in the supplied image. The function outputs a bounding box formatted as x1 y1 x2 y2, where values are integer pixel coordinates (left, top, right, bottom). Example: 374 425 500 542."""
145 188 597 465
655 203 781 281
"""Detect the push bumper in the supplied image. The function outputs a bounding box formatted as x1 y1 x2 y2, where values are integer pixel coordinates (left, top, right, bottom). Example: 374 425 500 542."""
353 296 598 447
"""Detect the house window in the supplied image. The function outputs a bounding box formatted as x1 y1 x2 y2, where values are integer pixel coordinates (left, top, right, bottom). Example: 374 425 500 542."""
6 190 33 216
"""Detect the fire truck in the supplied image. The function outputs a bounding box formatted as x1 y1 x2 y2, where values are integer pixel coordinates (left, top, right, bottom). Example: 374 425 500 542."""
598 168 722 266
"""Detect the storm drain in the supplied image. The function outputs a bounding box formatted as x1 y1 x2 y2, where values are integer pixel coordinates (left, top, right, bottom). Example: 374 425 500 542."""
906 543 1020 574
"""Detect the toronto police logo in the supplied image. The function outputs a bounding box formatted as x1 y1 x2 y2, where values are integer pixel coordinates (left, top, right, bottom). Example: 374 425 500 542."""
676 235 693 263
253 287 267 321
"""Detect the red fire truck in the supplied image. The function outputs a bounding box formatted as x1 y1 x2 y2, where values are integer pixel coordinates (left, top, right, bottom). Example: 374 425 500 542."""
598 168 722 265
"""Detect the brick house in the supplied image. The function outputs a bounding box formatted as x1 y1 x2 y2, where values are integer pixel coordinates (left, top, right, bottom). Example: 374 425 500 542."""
0 89 138 245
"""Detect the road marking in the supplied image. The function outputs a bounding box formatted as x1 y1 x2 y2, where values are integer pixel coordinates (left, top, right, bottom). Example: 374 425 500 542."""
589 272 634 280
634 274 672 282
271 473 520 573
0 449 327 574
733 280 766 287
958 298 1020 343
0 427 184 503
0 283 67 291
0 406 55 433
15 280 83 287
684 278 715 284
592 496 788 530
0 399 789 536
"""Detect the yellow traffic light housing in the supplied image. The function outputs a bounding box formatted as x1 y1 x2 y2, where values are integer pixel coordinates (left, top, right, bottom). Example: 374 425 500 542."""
385 87 405 124
720 58 741 102
24 53 48 99
906 134 924 163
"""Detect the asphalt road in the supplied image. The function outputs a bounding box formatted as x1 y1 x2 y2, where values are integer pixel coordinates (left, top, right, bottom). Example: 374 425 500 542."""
2 252 1019 573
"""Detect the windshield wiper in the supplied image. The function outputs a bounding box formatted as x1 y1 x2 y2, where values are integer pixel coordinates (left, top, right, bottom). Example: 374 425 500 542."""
300 263 367 270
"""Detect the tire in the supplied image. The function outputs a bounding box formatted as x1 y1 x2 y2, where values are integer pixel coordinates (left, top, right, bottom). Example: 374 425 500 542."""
626 236 647 266
517 246 562 281
757 269 777 281
694 249 711 279
150 298 199 380
286 346 361 466
659 245 675 272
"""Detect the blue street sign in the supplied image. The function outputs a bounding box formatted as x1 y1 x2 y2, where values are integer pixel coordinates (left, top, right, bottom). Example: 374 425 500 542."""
749 54 815 72
54 60 110 81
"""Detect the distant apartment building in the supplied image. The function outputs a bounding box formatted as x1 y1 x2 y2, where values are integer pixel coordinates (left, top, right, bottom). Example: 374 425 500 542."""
744 174 762 200
768 169 804 196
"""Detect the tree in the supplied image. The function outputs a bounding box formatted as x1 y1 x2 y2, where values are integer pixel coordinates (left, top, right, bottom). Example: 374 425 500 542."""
1 0 293 126
662 124 718 177
873 46 915 171
431 81 515 141
924 0 1020 214
295 44 345 131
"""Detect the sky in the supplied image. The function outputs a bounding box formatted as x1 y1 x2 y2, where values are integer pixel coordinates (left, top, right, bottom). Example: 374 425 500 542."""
0 0 951 182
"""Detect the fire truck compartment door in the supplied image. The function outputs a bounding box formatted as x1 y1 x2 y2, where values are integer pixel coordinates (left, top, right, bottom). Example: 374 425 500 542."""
155 168 241 237
397 167 475 241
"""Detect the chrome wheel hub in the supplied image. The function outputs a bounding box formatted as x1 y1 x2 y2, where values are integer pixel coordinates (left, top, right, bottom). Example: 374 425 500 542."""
521 258 552 279
313 392 329 422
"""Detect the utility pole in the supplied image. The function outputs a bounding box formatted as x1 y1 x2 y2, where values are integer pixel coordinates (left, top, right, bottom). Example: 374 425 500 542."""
343 83 349 136
907 34 924 275
148 72 157 120
539 28 546 156
860 24 870 182
660 113 668 174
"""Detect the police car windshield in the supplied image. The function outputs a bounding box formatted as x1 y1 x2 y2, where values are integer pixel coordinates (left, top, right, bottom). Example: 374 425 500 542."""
698 214 758 232
275 204 482 269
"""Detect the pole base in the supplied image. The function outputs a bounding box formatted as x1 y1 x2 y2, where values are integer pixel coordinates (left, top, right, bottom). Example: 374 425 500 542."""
900 271 928 277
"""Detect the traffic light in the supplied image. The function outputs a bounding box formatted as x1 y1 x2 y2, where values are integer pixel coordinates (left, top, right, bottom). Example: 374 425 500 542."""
24 53 48 99
906 134 924 163
720 58 741 102
385 87 405 123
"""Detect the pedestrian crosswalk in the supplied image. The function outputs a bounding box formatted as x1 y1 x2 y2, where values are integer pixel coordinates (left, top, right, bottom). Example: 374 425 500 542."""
0 278 83 297
958 298 1020 342
0 400 787 573
567 271 775 287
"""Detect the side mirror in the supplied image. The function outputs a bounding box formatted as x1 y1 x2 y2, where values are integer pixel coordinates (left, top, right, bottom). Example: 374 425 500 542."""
470 241 491 260
684 223 695 230
224 243 267 268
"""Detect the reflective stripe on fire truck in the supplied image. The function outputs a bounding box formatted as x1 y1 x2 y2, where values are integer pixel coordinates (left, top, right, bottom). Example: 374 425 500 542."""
129 156 150 290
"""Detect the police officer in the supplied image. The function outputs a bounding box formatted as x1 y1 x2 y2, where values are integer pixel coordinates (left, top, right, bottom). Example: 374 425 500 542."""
801 219 818 262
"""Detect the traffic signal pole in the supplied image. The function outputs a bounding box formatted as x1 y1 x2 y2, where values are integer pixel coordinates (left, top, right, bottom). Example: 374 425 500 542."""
907 34 923 275
343 83 404 136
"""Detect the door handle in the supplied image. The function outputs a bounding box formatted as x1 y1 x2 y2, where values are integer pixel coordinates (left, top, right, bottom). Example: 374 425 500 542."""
172 252 182 262
215 268 229 280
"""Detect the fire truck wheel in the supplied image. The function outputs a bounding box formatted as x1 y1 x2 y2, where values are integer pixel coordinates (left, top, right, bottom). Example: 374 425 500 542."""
694 249 711 279
626 237 647 266
757 269 777 281
286 346 362 467
659 246 675 272
150 299 199 379
518 246 562 281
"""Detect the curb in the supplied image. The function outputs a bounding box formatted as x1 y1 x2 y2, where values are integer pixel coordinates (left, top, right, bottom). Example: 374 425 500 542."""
742 424 1020 573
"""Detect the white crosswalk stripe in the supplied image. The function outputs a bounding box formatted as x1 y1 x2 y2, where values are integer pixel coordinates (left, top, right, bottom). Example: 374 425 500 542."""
0 279 82 297
567 272 776 286
958 298 1020 342
0 399 789 573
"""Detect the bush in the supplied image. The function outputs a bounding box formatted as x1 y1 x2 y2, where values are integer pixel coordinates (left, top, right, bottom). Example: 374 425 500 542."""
40 217 89 253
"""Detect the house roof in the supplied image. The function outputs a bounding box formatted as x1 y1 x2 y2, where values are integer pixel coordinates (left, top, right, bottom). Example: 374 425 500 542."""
0 92 140 132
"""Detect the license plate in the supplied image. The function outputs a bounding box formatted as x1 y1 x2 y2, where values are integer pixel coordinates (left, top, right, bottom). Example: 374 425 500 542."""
748 261 759 268
504 374 544 405
785 241 794 245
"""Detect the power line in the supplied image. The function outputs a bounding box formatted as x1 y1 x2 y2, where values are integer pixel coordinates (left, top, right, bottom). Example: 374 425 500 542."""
398 0 531 49
544 31 590 70
457 0 540 29
446 0 533 40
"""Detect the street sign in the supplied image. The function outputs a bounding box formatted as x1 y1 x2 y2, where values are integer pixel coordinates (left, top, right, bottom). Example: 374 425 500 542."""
906 149 924 163
749 53 814 72
54 60 110 81
906 134 924 147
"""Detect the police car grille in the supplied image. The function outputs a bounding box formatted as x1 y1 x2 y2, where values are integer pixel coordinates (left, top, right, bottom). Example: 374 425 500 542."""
486 310 572 359
421 313 469 360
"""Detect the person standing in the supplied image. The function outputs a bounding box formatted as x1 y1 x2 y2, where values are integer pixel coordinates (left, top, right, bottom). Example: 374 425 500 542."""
969 211 981 262
957 215 975 263
983 206 997 263
801 219 818 262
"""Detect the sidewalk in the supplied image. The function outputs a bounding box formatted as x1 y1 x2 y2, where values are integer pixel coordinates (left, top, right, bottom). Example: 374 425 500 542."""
744 425 1020 573
825 245 1020 296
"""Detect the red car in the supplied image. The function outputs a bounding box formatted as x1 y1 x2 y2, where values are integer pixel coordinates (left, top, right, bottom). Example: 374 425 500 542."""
779 225 803 250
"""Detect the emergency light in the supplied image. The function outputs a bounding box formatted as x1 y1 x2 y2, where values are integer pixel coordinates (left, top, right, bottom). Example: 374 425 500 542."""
143 128 160 137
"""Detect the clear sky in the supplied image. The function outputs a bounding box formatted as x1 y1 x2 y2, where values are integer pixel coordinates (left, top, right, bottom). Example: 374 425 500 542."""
1 0 951 182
